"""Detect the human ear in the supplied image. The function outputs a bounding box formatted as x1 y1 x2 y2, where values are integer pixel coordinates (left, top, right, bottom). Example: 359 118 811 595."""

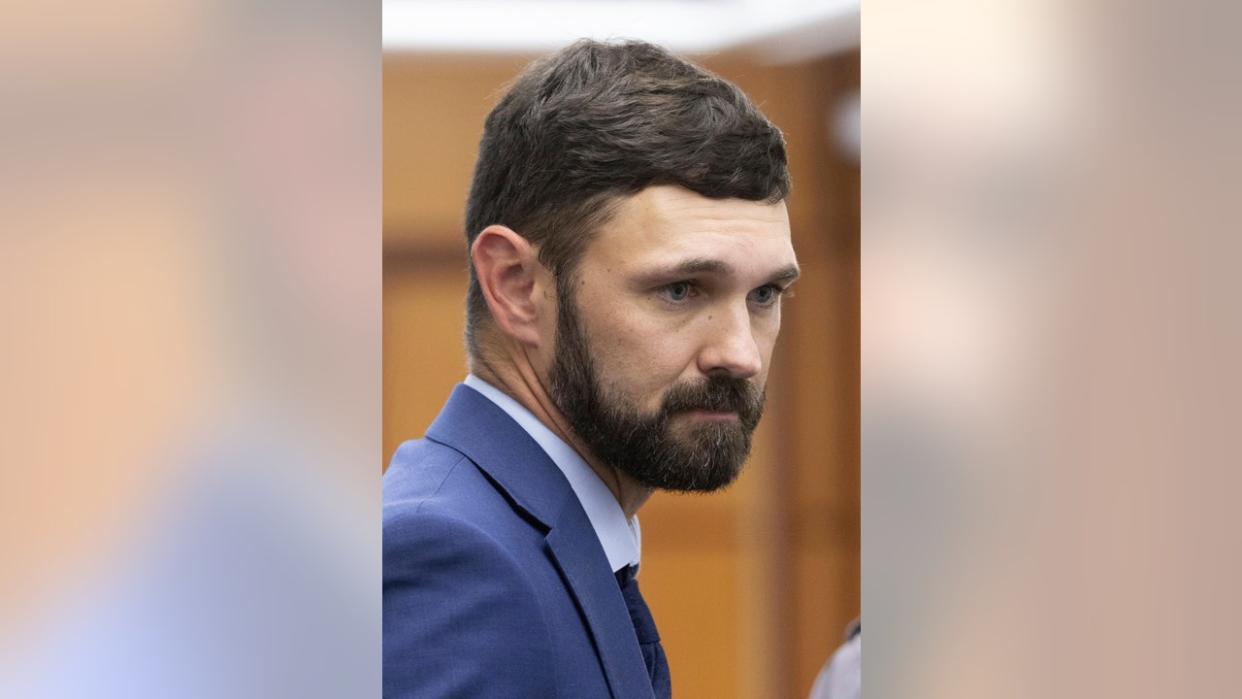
471 225 545 347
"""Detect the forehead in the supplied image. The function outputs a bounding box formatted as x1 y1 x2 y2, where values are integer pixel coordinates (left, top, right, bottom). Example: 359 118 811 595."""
589 185 795 272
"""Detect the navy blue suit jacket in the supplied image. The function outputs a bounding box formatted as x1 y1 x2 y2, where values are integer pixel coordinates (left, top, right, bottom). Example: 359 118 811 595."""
383 384 657 698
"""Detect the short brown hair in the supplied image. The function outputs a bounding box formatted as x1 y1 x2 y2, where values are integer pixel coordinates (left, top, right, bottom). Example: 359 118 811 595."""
464 38 791 355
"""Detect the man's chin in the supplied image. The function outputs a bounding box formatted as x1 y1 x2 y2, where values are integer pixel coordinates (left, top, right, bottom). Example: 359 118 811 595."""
620 444 750 493
668 414 747 442
646 464 746 494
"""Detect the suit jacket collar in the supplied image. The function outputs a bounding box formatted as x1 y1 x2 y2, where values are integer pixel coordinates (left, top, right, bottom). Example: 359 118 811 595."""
463 373 642 573
425 384 569 529
424 384 655 699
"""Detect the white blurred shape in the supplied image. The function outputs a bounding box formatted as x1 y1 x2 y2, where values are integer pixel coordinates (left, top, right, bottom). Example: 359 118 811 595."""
383 0 859 61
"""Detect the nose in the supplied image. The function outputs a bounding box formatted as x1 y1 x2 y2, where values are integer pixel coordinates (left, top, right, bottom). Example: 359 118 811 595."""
696 304 763 380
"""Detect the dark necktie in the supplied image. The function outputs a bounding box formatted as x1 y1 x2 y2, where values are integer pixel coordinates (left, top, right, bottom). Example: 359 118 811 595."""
615 565 672 699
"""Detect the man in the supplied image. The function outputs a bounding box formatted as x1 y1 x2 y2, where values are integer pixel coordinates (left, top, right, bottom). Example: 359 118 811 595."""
383 39 797 698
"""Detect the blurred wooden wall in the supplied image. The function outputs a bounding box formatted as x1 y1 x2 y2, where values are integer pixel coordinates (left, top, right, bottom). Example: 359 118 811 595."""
384 48 859 699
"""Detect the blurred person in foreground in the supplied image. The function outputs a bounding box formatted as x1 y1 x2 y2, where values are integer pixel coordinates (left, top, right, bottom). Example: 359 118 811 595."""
0 2 377 697
383 39 799 698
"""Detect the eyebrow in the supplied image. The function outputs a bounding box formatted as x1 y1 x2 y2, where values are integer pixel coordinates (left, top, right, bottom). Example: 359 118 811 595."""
638 257 801 286
767 263 802 284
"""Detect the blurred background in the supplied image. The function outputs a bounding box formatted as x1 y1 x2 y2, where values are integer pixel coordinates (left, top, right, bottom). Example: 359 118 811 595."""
383 2 859 697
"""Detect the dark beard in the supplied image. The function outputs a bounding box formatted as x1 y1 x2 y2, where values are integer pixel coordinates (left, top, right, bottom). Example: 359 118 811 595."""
548 281 765 493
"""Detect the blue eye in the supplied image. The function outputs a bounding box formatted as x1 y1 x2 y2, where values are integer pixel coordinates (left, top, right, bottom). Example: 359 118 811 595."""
750 285 782 307
663 281 693 302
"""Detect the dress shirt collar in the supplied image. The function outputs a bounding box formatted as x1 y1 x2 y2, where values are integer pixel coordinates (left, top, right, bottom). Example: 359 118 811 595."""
463 374 641 573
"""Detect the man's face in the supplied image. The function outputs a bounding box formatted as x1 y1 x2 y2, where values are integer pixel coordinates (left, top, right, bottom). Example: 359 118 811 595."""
546 185 797 492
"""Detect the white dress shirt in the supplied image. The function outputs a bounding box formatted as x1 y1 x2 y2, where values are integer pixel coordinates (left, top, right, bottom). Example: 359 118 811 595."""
464 374 642 573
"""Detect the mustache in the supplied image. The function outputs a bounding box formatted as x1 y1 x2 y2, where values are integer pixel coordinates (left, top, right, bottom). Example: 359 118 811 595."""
660 376 765 426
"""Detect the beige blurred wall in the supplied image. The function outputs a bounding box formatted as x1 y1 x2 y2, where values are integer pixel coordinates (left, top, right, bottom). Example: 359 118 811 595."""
383 48 859 699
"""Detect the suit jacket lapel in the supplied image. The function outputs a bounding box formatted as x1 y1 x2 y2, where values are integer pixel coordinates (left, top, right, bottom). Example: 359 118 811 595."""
425 385 565 529
425 385 655 699
545 501 655 699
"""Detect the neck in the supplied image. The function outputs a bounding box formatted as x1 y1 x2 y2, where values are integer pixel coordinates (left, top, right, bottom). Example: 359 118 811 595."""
471 344 653 519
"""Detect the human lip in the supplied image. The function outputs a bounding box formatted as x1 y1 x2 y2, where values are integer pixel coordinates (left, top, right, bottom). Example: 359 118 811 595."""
683 409 739 422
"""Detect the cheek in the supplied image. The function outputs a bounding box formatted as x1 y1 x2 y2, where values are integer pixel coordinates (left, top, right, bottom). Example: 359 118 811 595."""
595 322 684 385
753 314 782 379
580 306 696 407
759 315 782 353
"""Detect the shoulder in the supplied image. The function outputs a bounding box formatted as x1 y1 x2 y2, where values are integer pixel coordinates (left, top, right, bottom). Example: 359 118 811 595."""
809 621 861 699
383 506 523 585
383 436 529 543
382 437 514 578
383 437 471 500
383 508 557 697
